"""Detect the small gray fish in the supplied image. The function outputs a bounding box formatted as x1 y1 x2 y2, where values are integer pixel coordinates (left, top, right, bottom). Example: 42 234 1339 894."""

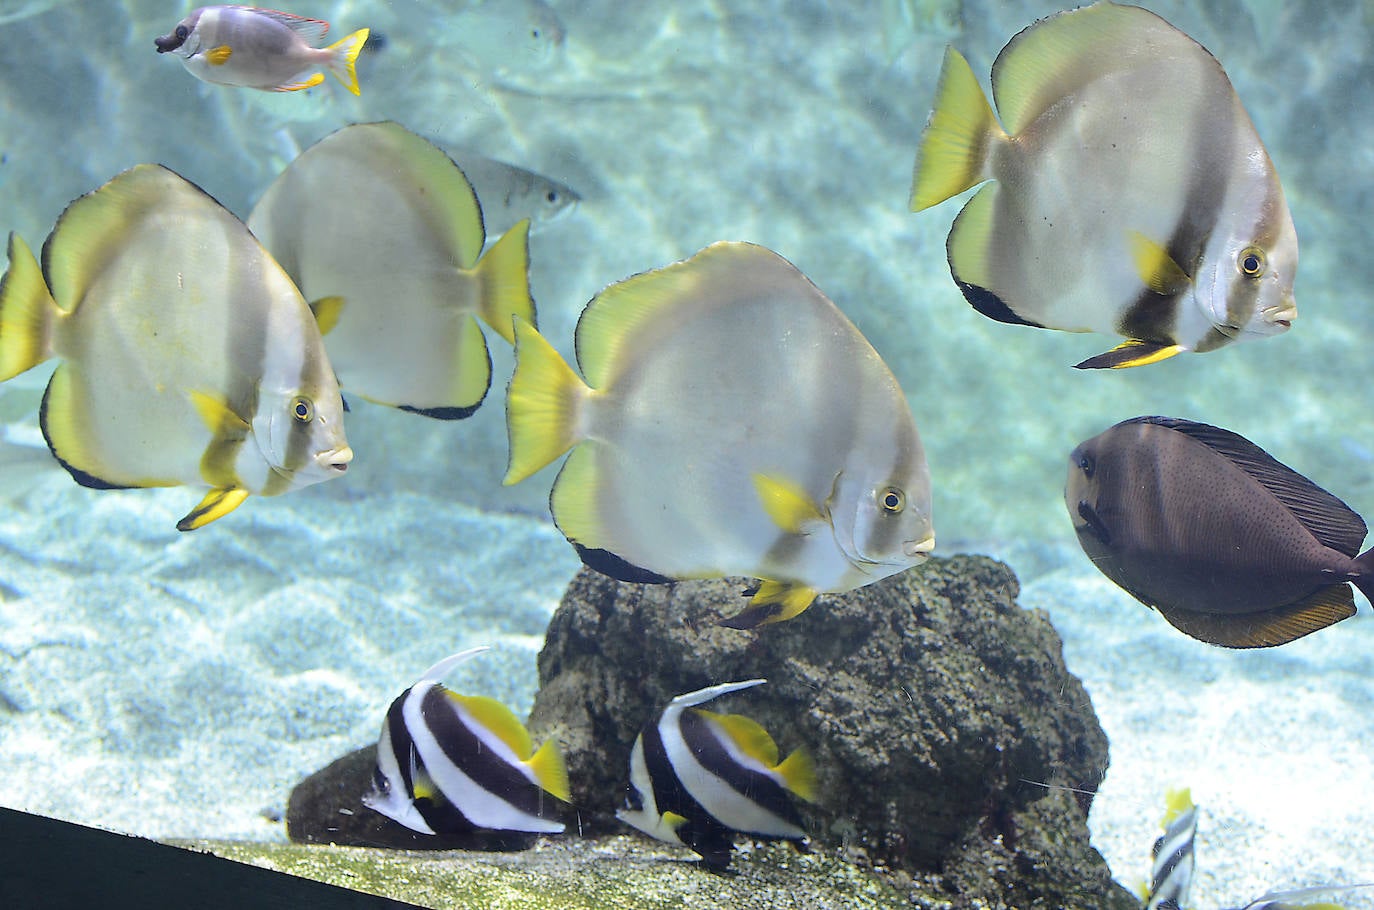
1225 883 1374 910
449 151 581 238
1066 416 1374 648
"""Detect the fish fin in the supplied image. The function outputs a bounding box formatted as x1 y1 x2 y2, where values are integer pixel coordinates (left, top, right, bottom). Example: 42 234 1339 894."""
206 45 233 66
449 692 534 756
473 218 535 343
1128 231 1193 296
309 296 345 335
1073 340 1184 370
177 487 249 531
324 28 370 96
696 709 781 766
448 314 493 415
0 233 58 381
254 9 330 45
504 317 589 485
40 366 138 490
1161 788 1193 827
720 580 818 629
189 389 251 435
189 390 251 488
910 46 1002 211
274 73 326 92
526 738 571 802
752 473 825 534
1126 417 1368 557
574 542 675 585
774 747 817 803
946 183 1013 317
661 811 689 832
1155 585 1356 648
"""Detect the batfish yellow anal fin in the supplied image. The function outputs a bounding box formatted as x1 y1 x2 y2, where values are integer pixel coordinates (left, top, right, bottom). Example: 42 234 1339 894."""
720 580 818 629
309 296 345 335
1128 230 1193 297
0 232 58 381
1155 584 1356 648
526 738 571 802
449 692 533 757
752 473 825 534
275 73 325 92
1074 339 1185 370
696 709 780 766
910 46 1003 212
206 45 232 65
504 317 590 486
774 747 817 802
473 218 534 344
178 487 249 531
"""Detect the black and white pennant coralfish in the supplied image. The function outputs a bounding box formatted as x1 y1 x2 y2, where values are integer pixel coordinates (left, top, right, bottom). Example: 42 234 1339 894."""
616 679 816 870
1143 788 1197 910
910 1 1297 369
155 6 369 96
248 122 535 420
363 647 570 836
0 164 351 531
1067 417 1374 648
502 241 935 629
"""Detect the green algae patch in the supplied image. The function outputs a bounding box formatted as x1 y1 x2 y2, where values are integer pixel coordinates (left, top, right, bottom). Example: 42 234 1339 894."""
189 836 917 910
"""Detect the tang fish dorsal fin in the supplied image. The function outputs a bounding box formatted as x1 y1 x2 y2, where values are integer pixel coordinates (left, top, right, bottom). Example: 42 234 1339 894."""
1132 417 1368 556
990 2 1193 136
752 473 826 534
1156 584 1356 648
695 708 780 766
449 692 534 759
1128 231 1193 297
256 9 330 45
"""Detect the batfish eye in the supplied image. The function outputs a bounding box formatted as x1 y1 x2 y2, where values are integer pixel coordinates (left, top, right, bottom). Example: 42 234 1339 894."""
291 397 315 423
879 487 905 513
545 190 559 203
1238 246 1266 278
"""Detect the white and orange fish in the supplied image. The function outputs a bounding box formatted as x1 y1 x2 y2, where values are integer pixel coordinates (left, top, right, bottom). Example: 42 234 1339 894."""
155 6 369 96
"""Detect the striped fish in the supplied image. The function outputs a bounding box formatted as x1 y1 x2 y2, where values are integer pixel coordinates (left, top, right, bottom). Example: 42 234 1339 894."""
503 241 934 629
910 1 1297 369
0 164 351 531
1145 788 1197 910
363 647 569 835
616 679 815 870
1225 884 1374 910
248 122 535 420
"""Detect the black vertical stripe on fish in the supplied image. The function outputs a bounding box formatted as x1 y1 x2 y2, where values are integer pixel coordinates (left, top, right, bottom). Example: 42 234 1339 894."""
639 718 736 869
678 709 805 835
417 686 560 823
383 692 416 799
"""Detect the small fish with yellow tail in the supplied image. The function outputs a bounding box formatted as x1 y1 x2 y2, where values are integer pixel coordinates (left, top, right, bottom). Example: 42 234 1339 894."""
1143 788 1197 910
617 679 815 870
248 122 535 419
502 241 934 629
155 6 369 96
1224 884 1374 910
0 164 351 531
910 1 1297 369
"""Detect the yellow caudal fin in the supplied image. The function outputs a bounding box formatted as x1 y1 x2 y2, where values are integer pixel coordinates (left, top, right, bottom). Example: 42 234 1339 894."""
527 738 571 802
0 233 58 382
474 219 535 344
774 747 817 803
309 296 345 335
719 580 818 629
325 28 370 96
504 317 589 485
910 47 1004 212
177 487 249 531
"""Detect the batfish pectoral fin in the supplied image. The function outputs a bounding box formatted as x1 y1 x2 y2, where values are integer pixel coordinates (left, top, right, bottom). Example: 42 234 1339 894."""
1127 230 1193 297
177 487 249 531
752 472 825 534
720 580 818 629
309 296 345 335
909 46 1003 212
1073 339 1184 370
274 73 326 92
1155 585 1356 648
206 45 233 65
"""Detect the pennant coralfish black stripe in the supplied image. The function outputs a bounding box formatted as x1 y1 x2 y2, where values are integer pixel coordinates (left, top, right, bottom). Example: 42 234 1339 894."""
639 716 735 865
678 709 804 831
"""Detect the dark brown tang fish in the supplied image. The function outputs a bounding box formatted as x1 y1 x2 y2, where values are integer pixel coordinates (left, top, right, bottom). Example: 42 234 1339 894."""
1066 416 1374 648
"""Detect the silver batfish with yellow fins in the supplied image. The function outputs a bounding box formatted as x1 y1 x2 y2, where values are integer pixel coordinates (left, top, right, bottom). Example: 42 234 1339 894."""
1067 417 1374 648
363 647 570 835
617 679 815 870
248 122 534 419
0 164 351 531
1143 788 1197 910
155 6 369 96
503 241 934 629
910 0 1297 370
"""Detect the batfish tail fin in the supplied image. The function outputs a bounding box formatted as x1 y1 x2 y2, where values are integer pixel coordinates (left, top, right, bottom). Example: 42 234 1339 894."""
475 218 535 344
909 46 1005 212
0 233 58 382
503 316 589 485
325 28 370 96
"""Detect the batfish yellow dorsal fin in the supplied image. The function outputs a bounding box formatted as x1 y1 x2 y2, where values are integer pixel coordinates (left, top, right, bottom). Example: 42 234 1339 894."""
720 580 818 629
206 45 232 66
449 692 534 758
696 709 780 766
177 487 249 531
752 473 825 534
525 738 571 802
1128 230 1193 297
1161 787 1194 827
472 218 534 344
309 296 345 335
774 747 817 802
910 47 1002 212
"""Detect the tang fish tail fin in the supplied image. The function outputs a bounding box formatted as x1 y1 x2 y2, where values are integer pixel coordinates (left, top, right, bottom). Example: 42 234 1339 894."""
526 737 571 803
474 218 535 344
0 233 59 381
1351 548 1374 606
910 46 1003 212
503 317 589 485
720 580 817 629
325 28 370 96
774 746 817 803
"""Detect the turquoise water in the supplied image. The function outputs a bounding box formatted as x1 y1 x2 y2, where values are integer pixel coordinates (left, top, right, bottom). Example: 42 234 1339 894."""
0 0 1371 906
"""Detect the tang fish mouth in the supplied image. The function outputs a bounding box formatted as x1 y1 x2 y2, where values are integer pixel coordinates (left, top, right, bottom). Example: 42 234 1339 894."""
903 535 936 560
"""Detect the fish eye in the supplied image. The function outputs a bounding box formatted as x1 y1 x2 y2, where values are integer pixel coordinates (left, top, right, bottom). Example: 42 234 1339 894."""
546 190 559 204
1238 246 1266 278
878 487 905 513
291 397 315 423
1076 451 1095 478
175 24 189 40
